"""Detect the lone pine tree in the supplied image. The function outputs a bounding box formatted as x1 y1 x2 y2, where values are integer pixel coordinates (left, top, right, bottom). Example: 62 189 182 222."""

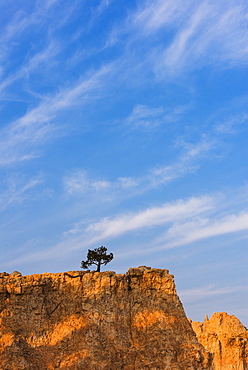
81 246 114 272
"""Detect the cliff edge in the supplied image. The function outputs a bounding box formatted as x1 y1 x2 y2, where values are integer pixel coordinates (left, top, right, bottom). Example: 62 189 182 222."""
0 267 212 370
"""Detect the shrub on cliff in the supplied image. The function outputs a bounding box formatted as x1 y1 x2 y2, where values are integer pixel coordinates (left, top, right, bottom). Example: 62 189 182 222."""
81 246 114 272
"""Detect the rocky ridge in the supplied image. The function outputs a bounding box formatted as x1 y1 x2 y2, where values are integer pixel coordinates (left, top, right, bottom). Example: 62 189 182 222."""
191 312 248 370
0 267 212 369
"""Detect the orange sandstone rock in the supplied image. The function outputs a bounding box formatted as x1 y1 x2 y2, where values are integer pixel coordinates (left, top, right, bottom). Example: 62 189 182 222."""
0 267 213 369
191 312 248 370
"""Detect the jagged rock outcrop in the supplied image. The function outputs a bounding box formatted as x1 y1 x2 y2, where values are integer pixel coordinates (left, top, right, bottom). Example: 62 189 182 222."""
191 312 248 370
0 267 212 369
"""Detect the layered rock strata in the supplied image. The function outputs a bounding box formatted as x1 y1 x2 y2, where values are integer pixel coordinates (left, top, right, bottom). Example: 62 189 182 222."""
0 267 212 369
191 312 248 370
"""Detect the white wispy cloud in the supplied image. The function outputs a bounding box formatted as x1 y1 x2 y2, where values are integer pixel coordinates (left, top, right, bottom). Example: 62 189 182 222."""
132 0 192 34
0 65 111 166
107 0 247 79
214 113 248 134
125 103 191 129
0 0 59 46
149 137 214 186
0 174 43 211
64 170 112 195
5 194 214 267
63 134 214 201
74 195 215 239
154 211 248 250
84 209 248 262
3 187 247 269
63 169 141 203
102 0 191 54
95 0 113 16
0 40 60 94
156 0 248 77
61 91 247 207
179 284 247 303
62 184 248 253
0 0 80 81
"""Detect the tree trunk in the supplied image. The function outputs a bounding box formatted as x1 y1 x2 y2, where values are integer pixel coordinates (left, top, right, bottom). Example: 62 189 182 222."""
97 261 101 272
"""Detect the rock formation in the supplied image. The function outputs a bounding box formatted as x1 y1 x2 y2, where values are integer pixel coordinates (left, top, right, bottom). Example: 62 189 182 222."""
0 267 212 369
191 312 248 370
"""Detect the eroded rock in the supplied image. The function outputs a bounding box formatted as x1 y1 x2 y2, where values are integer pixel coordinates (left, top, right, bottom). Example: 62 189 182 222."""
191 312 248 370
0 267 213 369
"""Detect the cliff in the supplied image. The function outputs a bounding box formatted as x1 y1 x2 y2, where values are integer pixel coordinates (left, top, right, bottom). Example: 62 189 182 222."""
0 267 212 370
191 312 248 370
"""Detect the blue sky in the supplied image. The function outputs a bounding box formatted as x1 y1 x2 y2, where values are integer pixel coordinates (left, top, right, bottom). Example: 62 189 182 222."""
0 0 248 325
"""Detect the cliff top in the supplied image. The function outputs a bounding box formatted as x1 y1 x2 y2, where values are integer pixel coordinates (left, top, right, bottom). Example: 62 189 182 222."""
0 265 170 278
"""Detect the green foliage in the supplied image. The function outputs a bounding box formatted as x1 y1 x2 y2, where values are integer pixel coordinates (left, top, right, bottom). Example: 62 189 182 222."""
81 246 114 272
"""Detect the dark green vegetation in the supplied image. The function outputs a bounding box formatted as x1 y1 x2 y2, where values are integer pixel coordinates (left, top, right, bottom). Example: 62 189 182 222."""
81 246 114 272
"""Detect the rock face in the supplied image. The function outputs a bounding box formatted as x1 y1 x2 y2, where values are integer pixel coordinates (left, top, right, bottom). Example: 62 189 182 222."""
0 267 212 369
191 312 248 370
